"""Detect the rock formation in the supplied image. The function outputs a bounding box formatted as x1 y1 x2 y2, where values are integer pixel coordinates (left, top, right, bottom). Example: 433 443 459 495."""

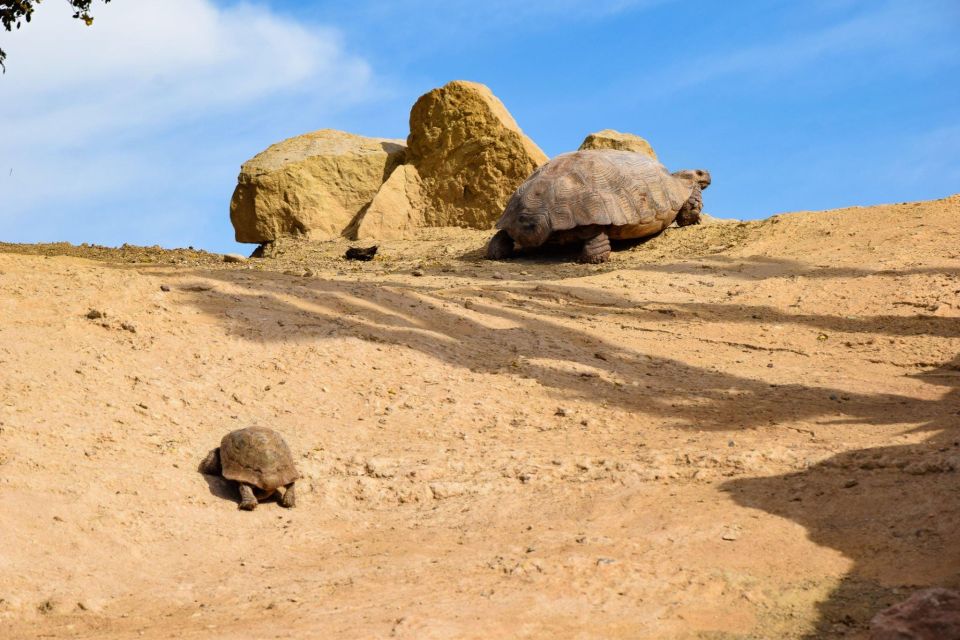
406 80 548 229
230 130 406 244
579 129 657 160
229 81 549 243
352 165 426 241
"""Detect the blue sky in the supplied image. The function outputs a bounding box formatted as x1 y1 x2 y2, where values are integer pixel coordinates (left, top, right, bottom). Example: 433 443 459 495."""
1 0 958 253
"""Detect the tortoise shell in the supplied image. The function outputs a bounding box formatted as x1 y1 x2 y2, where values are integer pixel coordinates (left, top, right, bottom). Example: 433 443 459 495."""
219 426 298 491
496 150 694 244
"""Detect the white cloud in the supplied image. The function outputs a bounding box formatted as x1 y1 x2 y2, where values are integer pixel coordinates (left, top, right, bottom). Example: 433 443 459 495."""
0 0 373 221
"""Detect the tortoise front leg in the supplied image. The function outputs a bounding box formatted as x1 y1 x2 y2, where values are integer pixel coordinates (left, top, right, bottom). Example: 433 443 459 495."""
238 483 258 511
279 483 296 508
579 232 611 264
675 185 703 227
486 229 515 260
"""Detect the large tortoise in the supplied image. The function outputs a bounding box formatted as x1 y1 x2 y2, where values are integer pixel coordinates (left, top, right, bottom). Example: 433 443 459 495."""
486 150 711 263
198 426 299 510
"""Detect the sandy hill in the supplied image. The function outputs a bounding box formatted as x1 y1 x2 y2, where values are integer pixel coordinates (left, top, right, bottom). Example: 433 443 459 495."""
1 195 958 639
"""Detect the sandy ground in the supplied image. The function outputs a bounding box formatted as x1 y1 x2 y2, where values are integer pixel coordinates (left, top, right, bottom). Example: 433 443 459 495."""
1 195 958 639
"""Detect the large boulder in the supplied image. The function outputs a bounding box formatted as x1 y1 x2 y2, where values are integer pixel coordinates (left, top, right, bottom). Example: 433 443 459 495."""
352 165 427 241
407 80 548 230
579 129 657 160
230 129 406 243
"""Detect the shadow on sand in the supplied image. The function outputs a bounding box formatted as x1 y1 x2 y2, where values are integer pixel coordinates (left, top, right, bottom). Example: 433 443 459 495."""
723 357 960 637
172 266 959 635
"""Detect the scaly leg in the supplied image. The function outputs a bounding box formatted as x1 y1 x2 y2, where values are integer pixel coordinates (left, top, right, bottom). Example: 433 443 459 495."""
197 448 221 475
238 483 258 511
579 232 611 264
279 483 296 508
675 185 703 227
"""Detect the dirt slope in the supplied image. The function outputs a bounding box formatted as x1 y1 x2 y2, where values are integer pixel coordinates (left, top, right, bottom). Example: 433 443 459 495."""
1 195 958 639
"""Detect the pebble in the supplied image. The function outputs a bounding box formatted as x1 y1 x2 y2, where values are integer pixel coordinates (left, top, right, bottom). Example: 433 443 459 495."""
491 272 505 280
85 309 105 320
121 322 137 333
843 479 859 488
412 269 424 277
555 407 569 417
222 253 247 263
160 285 171 292
721 529 740 541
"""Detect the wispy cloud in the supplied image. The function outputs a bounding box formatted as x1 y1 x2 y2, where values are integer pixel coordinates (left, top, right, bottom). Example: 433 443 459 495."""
0 0 373 240
321 0 676 58
650 0 960 94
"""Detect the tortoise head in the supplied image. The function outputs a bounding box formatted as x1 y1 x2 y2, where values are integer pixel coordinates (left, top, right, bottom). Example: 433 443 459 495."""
672 169 711 190
508 211 552 248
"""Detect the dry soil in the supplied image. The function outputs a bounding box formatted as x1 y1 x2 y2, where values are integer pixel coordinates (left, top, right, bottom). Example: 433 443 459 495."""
1 195 959 639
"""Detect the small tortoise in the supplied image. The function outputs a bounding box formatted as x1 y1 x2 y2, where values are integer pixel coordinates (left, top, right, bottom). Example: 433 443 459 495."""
198 426 299 510
486 150 711 263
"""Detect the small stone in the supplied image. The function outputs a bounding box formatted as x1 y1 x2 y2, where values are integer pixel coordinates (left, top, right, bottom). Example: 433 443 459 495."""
160 285 171 292
365 458 396 479
721 530 739 541
594 352 608 361
345 245 378 261
223 253 247 263
412 269 424 277
555 407 569 417
85 309 104 320
302 269 314 277
429 482 466 499
121 322 137 333
843 479 859 489
491 272 505 280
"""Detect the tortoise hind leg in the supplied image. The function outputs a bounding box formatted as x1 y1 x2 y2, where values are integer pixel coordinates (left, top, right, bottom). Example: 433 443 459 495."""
579 232 611 264
279 483 296 508
238 483 258 511
198 448 222 475
486 229 515 260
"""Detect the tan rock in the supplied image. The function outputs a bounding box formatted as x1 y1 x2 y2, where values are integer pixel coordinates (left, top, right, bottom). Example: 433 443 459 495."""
579 129 657 160
230 129 406 243
352 165 426 241
407 80 548 230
